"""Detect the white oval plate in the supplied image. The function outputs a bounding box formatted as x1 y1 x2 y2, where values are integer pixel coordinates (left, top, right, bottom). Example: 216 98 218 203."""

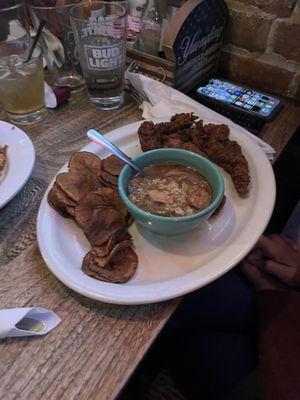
37 118 275 305
0 120 35 209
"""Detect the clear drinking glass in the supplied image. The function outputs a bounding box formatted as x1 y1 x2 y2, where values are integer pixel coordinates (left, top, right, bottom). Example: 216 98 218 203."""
0 43 46 125
28 1 85 92
138 0 162 56
70 1 127 110
0 2 46 125
0 0 30 44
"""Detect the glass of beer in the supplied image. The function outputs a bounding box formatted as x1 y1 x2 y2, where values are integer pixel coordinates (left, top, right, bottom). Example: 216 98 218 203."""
70 1 127 110
0 2 46 125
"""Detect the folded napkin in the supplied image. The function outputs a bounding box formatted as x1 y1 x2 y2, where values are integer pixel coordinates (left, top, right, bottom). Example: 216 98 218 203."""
0 308 61 339
125 71 276 160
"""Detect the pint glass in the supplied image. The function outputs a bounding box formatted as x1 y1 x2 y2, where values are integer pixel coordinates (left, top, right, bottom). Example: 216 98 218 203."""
70 1 127 110
28 1 85 92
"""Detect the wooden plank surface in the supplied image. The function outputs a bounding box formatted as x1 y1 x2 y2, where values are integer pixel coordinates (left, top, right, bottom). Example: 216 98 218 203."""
0 244 178 400
0 89 299 400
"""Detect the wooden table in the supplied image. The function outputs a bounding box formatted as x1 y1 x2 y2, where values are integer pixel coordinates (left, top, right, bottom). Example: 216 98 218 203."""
0 92 299 400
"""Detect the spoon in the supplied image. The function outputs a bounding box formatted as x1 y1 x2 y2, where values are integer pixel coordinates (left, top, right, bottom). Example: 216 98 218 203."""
87 129 145 176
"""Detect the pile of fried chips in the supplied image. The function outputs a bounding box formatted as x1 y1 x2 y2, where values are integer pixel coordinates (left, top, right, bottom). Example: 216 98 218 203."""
48 152 138 283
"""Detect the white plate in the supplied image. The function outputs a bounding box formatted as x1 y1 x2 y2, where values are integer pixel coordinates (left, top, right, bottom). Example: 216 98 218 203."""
0 121 35 209
37 119 275 305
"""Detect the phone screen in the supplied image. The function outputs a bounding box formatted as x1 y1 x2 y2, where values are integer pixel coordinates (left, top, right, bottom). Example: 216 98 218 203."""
197 79 280 117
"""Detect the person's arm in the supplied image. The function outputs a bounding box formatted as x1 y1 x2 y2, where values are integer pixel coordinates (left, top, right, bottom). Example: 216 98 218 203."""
258 289 300 400
242 235 300 400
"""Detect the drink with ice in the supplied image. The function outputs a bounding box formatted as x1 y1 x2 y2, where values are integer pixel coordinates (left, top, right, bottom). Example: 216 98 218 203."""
0 52 45 123
0 1 46 124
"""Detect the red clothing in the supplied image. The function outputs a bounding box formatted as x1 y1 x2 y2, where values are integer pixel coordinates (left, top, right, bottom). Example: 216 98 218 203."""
259 289 300 400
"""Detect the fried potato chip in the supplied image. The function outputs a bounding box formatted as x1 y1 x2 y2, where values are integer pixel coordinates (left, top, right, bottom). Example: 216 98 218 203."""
82 247 138 283
98 171 118 187
48 190 68 218
56 171 99 203
91 229 132 257
91 187 127 216
48 183 76 218
103 155 125 176
66 205 76 217
75 193 126 245
90 240 132 268
68 151 102 177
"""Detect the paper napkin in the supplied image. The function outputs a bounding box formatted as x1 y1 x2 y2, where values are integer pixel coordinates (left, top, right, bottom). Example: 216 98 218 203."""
0 308 61 339
44 82 71 109
125 71 276 160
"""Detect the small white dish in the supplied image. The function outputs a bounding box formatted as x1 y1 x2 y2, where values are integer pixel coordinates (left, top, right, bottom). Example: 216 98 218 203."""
37 118 276 305
0 120 35 209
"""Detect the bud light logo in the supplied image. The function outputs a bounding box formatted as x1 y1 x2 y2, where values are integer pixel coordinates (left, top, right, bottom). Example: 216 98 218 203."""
84 43 124 70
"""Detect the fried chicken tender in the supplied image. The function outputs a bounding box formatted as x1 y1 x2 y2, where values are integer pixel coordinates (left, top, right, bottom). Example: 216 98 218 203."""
203 123 230 142
191 124 250 195
138 121 162 152
170 113 198 130
163 133 184 148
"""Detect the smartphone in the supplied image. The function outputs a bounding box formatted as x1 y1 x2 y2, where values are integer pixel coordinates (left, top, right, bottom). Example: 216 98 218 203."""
192 78 283 122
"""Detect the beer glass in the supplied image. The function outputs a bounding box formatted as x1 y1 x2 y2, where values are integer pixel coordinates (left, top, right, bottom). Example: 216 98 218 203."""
70 1 127 110
0 1 30 42
0 2 46 124
28 1 85 92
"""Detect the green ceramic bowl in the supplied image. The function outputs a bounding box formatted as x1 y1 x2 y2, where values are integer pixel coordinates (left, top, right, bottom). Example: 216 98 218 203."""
118 148 225 235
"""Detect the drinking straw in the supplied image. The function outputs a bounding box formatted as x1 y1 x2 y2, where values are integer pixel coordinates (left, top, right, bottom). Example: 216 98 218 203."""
26 19 46 62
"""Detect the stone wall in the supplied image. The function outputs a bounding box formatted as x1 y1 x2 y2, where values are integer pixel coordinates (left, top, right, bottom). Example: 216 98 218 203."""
221 0 300 100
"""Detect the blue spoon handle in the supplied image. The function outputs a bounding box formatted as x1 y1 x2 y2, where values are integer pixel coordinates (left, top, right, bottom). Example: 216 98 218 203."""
87 129 144 175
